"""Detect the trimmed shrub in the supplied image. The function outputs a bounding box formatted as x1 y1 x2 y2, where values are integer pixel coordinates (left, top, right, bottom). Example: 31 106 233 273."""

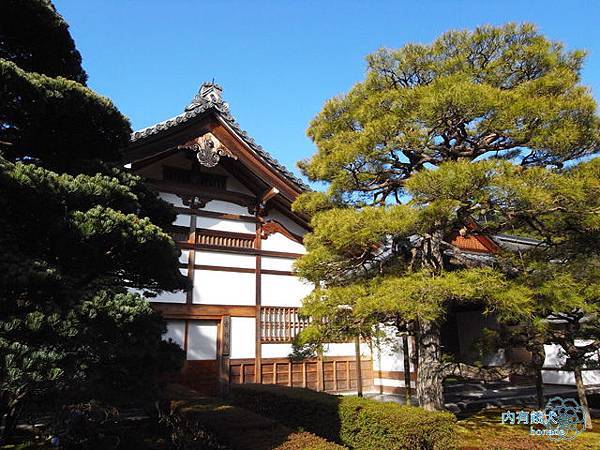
163 384 344 450
274 432 346 450
338 396 456 450
229 384 457 450
229 384 341 441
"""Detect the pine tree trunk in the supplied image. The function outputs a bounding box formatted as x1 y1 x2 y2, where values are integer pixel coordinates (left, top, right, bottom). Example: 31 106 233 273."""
530 344 546 409
416 320 445 411
535 370 545 409
574 367 592 430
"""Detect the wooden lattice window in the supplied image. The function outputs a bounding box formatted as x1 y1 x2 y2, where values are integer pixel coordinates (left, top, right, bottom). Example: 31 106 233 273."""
261 307 311 342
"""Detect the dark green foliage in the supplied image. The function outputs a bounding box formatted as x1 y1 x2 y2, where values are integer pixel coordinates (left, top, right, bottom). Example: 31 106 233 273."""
230 384 342 442
0 0 87 83
229 384 457 449
0 1 186 439
0 155 187 421
0 60 131 171
165 387 344 450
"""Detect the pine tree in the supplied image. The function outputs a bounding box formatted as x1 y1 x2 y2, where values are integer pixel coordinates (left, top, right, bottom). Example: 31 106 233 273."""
294 23 599 410
0 1 186 438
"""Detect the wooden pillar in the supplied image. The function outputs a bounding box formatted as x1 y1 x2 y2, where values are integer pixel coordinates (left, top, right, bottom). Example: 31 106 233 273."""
402 334 412 405
255 212 262 383
317 356 324 391
218 315 231 396
186 205 197 304
355 336 363 397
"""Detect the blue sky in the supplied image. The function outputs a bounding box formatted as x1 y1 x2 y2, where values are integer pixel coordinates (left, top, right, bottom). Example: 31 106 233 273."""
54 0 600 182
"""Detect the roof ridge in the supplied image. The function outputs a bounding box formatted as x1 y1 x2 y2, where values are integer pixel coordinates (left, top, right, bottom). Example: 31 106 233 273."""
130 82 309 191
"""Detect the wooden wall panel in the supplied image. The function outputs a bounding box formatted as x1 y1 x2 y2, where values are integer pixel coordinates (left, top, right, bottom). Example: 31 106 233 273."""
229 357 373 393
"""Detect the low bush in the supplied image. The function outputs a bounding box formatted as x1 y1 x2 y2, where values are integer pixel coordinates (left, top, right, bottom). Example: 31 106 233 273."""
229 384 457 450
163 384 344 450
274 432 346 450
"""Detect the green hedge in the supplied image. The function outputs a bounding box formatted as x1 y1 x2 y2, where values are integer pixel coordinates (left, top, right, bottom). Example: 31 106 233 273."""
229 384 457 450
164 384 344 450
274 432 346 450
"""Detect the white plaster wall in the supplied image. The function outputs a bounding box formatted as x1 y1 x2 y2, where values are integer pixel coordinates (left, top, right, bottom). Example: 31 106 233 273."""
151 269 188 303
195 251 256 269
158 192 185 207
371 326 415 372
193 270 255 305
374 378 416 388
230 317 256 359
174 214 192 227
196 216 255 234
323 342 370 357
261 233 306 254
262 343 294 358
541 342 600 386
542 369 600 386
543 344 568 368
163 320 185 349
265 210 308 237
261 274 313 307
261 256 295 272
187 321 218 360
179 249 189 264
203 200 250 216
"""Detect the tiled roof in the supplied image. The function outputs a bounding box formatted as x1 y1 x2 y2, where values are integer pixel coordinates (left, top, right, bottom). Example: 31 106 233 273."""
130 82 309 191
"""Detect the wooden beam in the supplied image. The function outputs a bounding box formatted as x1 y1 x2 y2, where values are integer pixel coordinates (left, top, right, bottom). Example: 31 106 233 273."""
152 303 255 319
177 242 303 259
187 264 294 276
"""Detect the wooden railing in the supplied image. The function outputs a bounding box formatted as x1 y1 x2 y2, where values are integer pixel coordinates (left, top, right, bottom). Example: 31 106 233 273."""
196 229 255 249
261 307 311 342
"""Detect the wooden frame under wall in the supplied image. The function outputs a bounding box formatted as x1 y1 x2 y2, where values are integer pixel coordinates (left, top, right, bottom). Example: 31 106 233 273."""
229 356 373 393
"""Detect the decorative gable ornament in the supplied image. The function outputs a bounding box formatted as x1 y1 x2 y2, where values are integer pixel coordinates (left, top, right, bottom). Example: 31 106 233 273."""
178 132 237 168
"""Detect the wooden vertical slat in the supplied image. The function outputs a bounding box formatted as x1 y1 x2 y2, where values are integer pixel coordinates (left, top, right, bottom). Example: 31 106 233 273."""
273 362 277 384
302 362 307 388
345 361 351 391
288 362 292 387
317 357 323 391
240 363 245 384
333 360 338 391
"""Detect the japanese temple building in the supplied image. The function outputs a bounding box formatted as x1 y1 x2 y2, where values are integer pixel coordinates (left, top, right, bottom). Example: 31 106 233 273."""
126 82 599 396
125 82 414 395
